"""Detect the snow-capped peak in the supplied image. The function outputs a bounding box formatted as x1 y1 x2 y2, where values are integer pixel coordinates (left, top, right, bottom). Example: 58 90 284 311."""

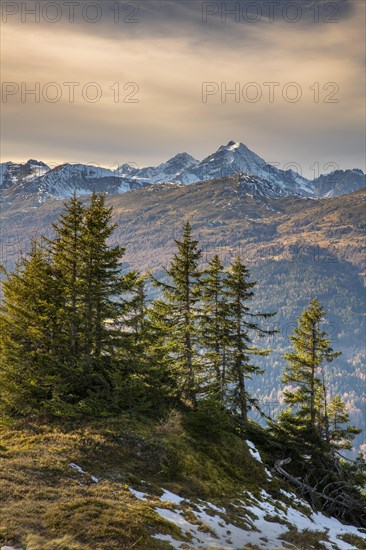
226 140 241 150
2 142 364 202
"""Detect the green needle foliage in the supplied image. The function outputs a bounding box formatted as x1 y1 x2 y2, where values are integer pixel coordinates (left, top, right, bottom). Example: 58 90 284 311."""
278 299 342 454
224 257 275 423
199 254 230 405
150 221 202 407
271 299 365 526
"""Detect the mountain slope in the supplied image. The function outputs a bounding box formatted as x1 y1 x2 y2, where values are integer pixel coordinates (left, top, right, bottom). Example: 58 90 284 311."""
0 180 365 456
118 152 200 185
0 417 365 550
187 141 314 195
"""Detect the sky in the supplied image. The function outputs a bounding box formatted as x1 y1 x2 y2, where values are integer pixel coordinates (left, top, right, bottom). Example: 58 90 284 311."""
1 0 365 177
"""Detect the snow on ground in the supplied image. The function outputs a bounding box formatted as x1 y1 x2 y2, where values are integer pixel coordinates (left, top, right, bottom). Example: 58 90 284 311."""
146 484 366 549
69 462 86 474
160 489 185 505
246 439 263 462
68 463 100 483
128 487 147 500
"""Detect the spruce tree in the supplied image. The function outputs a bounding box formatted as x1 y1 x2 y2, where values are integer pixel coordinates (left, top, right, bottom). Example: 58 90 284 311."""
116 276 175 413
0 242 65 415
78 193 137 407
272 300 366 526
199 255 229 405
0 194 138 416
224 257 273 423
328 394 361 452
49 193 84 363
279 298 341 451
151 221 202 406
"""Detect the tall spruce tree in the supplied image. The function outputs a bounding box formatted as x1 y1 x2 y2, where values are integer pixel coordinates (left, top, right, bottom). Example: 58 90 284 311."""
224 257 273 423
272 299 366 527
151 221 202 406
199 255 229 405
78 193 137 406
278 299 341 452
50 194 84 364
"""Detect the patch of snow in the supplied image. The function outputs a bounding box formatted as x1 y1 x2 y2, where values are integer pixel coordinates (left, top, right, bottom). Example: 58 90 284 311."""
129 487 147 500
151 486 366 550
69 462 100 484
152 534 182 549
246 440 263 463
160 489 185 505
69 462 86 474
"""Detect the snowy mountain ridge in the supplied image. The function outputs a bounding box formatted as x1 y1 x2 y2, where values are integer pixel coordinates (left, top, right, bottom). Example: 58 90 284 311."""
1 141 364 202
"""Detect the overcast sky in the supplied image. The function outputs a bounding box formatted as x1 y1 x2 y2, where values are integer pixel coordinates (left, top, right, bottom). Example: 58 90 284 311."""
1 0 365 177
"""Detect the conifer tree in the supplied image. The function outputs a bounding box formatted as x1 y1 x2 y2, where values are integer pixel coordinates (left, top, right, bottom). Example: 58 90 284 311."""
279 299 341 451
116 276 175 413
78 193 137 405
199 255 229 405
0 242 65 415
224 257 273 423
272 300 366 526
0 194 138 416
50 194 84 363
328 394 361 452
151 221 202 406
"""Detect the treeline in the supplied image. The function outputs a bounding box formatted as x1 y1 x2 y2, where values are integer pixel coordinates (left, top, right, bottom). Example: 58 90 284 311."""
0 195 365 525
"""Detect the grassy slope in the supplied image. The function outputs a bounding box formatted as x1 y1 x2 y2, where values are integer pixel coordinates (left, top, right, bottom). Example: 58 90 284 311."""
1 415 365 550
0 414 269 550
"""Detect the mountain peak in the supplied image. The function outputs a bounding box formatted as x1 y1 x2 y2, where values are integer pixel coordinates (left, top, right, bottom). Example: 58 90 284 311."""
226 140 240 147
166 152 198 166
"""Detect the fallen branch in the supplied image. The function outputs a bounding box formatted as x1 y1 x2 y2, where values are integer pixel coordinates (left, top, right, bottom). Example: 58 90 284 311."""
274 457 366 528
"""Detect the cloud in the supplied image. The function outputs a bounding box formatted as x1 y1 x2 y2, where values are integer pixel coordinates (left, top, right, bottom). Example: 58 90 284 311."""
0 0 364 175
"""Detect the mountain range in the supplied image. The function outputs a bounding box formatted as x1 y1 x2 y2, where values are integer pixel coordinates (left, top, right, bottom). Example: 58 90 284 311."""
1 141 364 203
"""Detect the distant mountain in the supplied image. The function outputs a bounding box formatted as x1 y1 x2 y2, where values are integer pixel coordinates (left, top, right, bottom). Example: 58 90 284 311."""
117 152 200 185
0 159 49 190
312 168 366 197
1 142 364 202
0 162 144 203
117 141 314 195
190 141 314 195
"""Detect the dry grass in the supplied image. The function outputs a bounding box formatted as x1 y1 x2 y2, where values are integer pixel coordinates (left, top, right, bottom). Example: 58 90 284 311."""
0 417 185 549
280 527 329 549
0 414 267 549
